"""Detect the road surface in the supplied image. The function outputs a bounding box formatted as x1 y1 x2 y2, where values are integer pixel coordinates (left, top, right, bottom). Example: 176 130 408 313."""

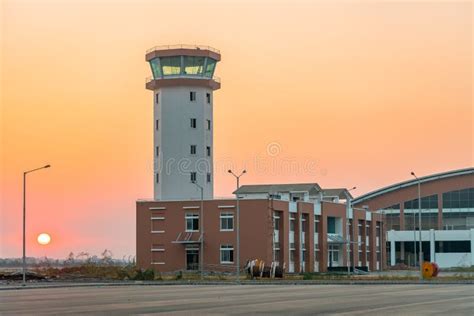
1 284 473 315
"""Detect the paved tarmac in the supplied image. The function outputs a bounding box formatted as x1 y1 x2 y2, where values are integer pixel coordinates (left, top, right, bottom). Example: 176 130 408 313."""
1 284 473 315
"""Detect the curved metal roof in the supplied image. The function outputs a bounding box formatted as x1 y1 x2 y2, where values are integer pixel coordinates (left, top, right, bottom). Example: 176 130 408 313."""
352 167 474 205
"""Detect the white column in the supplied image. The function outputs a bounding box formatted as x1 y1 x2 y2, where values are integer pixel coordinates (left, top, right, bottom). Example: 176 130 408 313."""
430 229 435 263
470 229 474 266
390 239 396 266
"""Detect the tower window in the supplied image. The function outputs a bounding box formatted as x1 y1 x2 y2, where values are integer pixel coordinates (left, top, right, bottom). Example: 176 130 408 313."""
190 172 197 183
190 118 197 128
206 93 211 104
206 146 211 157
190 145 197 155
156 119 159 130
155 93 159 104
207 173 211 183
206 119 211 130
156 173 159 183
190 91 196 102
156 146 159 156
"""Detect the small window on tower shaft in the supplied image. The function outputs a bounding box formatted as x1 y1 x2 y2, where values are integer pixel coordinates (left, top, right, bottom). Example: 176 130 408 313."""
190 118 197 128
190 172 197 183
155 93 159 104
206 146 211 157
206 93 211 104
190 91 196 102
156 173 159 183
190 145 197 155
206 119 211 130
207 173 211 183
156 146 159 156
156 119 159 130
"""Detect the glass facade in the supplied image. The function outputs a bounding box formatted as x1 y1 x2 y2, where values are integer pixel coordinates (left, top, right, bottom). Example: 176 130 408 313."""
382 204 400 230
184 56 205 75
435 241 470 253
150 58 162 78
403 194 438 230
443 188 474 209
205 58 216 77
160 56 181 76
404 213 439 230
404 194 438 210
378 188 474 231
442 188 474 230
149 56 217 79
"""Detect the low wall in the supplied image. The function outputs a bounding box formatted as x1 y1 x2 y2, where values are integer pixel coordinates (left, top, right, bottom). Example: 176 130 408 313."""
435 253 471 268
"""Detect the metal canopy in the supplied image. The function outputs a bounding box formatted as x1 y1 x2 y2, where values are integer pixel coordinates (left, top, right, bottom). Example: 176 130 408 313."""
327 234 365 245
327 234 348 244
172 232 202 244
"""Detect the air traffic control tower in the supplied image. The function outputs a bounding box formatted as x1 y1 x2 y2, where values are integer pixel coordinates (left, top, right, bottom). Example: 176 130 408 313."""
146 45 221 200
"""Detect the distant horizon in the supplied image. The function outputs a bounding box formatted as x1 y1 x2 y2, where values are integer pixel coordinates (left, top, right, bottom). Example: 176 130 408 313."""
1 0 472 259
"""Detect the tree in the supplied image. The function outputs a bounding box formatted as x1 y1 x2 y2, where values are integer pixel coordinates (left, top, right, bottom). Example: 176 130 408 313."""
101 249 113 265
76 252 90 262
65 252 75 265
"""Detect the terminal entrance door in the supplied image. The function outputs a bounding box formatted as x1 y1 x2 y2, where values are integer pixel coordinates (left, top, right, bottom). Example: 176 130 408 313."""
186 248 199 271
328 245 340 267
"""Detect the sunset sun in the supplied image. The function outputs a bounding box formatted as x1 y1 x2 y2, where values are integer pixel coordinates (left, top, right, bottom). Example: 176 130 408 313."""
37 233 51 245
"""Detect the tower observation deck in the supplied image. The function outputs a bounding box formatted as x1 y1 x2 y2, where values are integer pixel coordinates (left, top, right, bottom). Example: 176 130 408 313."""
146 45 221 200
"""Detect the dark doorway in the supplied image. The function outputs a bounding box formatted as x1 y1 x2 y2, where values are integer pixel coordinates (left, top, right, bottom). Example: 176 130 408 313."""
186 248 199 270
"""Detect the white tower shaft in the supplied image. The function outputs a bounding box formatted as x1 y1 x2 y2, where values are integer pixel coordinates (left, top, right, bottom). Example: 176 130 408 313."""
146 45 221 200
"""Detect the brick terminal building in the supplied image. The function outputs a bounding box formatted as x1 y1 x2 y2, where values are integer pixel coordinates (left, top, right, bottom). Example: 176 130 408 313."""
137 184 385 273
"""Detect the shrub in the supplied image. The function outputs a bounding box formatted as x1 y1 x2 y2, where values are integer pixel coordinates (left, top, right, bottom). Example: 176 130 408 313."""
302 272 313 280
142 269 155 280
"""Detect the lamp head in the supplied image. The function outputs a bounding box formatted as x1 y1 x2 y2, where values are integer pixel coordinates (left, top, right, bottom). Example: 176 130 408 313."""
44 165 51 168
411 172 415 176
242 170 247 174
227 170 232 173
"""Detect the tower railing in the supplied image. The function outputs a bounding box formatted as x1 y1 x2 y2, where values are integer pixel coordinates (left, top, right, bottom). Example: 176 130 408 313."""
146 75 221 84
146 44 220 54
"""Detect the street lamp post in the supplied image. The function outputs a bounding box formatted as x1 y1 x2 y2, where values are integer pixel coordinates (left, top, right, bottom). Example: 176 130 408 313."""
381 209 385 270
192 181 204 280
22 164 51 286
411 171 423 280
346 187 356 276
413 210 417 268
228 169 246 283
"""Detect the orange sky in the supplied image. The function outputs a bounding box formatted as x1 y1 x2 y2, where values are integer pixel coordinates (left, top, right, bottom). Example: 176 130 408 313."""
1 0 472 259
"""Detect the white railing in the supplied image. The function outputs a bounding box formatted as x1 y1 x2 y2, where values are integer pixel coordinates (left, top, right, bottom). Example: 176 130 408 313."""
146 44 220 54
146 75 221 84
